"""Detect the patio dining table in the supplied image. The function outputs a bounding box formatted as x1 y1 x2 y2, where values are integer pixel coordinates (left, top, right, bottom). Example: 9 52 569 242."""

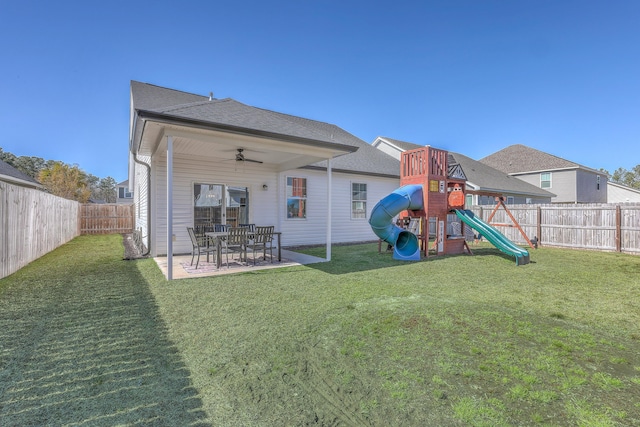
205 230 282 268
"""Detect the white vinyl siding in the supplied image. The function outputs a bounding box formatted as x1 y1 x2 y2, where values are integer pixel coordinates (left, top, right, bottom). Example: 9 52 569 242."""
152 152 278 256
133 155 150 250
148 151 400 255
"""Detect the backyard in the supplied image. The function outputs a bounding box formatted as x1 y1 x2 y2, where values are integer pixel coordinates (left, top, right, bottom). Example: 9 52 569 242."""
1 234 639 426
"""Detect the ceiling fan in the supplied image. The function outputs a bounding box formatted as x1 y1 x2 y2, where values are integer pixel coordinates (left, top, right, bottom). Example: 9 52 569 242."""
234 148 263 164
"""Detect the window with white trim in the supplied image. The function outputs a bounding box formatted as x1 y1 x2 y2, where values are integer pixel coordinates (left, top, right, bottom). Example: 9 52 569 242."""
119 187 133 199
596 175 601 190
351 183 367 219
540 172 552 189
286 177 307 219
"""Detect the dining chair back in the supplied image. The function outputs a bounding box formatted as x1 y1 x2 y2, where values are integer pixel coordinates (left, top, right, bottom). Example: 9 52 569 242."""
249 226 275 265
187 227 215 269
222 227 247 267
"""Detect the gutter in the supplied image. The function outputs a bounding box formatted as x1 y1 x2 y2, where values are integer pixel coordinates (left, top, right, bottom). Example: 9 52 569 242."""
0 175 44 190
135 109 359 154
301 165 400 179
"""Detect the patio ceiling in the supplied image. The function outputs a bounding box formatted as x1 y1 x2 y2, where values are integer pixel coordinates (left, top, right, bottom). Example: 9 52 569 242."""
134 112 358 172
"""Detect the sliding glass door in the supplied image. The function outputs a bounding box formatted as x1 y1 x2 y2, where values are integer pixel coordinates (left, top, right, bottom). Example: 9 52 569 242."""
194 183 249 229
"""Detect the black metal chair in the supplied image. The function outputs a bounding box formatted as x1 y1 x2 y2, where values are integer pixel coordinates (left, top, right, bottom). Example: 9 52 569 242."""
248 226 274 265
214 224 229 232
239 223 255 232
221 227 247 267
187 227 216 269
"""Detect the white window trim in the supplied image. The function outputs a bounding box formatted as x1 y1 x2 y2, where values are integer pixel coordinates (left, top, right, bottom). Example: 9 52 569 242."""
540 172 552 189
351 182 367 220
285 176 308 220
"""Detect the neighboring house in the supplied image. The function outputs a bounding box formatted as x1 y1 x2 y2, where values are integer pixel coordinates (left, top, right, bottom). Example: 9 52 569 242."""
128 81 400 266
480 144 607 204
0 159 43 189
372 137 554 205
607 181 640 203
116 179 133 204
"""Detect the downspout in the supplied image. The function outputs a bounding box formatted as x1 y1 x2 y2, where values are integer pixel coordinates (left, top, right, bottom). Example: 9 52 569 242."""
131 111 151 256
133 153 151 256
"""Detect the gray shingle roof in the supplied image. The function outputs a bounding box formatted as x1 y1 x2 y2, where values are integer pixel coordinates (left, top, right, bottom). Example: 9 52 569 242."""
480 144 581 174
0 159 41 187
450 152 554 197
372 136 554 197
131 81 400 178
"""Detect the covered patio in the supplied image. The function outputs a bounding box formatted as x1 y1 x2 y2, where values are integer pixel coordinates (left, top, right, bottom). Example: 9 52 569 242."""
154 248 326 279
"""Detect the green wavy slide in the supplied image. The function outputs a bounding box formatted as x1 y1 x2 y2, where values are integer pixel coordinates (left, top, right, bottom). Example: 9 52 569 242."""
454 209 530 266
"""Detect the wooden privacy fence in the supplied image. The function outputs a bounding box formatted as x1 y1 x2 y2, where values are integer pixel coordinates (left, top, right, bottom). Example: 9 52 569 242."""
1 181 80 279
80 204 134 235
470 203 640 254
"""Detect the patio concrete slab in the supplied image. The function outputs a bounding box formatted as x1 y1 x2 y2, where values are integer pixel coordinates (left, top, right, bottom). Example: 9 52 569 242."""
154 249 327 280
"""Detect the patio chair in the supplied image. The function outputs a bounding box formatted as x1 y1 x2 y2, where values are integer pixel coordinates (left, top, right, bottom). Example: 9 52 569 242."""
187 227 216 269
248 226 274 265
239 223 255 232
221 226 248 267
214 224 229 232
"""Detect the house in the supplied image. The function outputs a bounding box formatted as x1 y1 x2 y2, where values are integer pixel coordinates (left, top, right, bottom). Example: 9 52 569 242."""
128 81 400 275
607 181 640 203
372 137 554 205
0 159 43 190
480 144 607 204
116 179 133 204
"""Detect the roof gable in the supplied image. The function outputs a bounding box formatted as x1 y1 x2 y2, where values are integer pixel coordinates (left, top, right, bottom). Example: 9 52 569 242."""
480 144 580 174
374 136 423 151
0 159 42 188
451 151 554 197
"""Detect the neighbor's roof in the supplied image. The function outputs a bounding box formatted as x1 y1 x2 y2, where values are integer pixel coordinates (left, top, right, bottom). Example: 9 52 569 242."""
480 144 600 175
130 81 399 178
375 136 423 151
0 159 42 189
371 137 554 197
449 152 555 198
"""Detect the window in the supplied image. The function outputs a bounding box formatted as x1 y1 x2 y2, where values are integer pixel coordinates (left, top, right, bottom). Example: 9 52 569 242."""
526 198 533 204
118 187 132 199
540 172 552 188
193 183 249 228
286 177 307 219
351 183 367 219
506 196 514 204
597 175 601 190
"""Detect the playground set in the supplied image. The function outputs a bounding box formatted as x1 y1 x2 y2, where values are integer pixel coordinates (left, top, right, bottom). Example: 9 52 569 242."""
369 146 533 265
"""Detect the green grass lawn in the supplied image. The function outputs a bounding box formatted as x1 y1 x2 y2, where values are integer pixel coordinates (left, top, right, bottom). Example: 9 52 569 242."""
2 235 640 426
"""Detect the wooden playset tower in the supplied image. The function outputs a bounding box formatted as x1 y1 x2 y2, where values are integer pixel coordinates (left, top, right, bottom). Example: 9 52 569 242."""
400 146 469 257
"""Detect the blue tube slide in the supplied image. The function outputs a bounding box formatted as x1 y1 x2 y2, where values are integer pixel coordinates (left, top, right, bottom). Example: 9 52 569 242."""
369 184 424 260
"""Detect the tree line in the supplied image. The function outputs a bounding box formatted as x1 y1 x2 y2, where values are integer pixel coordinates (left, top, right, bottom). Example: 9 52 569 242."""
1 147 118 203
608 166 640 190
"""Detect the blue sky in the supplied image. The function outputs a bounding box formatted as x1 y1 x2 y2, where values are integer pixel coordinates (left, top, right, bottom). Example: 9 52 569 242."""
1 1 638 182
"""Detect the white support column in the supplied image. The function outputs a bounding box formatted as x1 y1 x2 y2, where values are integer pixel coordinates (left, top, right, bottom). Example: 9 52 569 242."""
326 157 332 261
167 135 174 280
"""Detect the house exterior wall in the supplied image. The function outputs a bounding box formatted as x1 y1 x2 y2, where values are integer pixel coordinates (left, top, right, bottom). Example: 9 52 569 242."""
277 169 399 247
514 170 577 203
147 151 400 255
607 183 640 203
133 155 150 250
575 169 607 203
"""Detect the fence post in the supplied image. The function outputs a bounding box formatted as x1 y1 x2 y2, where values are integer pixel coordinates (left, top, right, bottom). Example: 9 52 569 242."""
616 205 622 252
537 206 542 245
